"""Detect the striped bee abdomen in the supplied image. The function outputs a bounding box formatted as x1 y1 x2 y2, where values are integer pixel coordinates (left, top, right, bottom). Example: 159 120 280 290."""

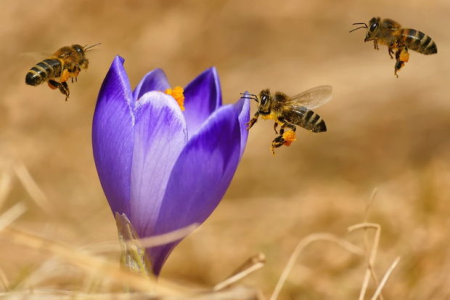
25 59 62 86
401 28 437 55
285 107 327 133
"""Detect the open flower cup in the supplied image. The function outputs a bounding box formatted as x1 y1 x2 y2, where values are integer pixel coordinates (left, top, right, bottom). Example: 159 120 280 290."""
92 56 250 275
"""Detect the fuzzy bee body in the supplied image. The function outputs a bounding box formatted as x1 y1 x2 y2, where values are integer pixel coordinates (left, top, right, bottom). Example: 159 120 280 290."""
244 86 331 154
25 43 99 100
274 92 327 133
26 59 63 86
351 17 437 77
401 28 437 55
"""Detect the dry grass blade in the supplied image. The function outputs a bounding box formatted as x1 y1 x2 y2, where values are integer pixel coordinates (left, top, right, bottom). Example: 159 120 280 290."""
0 285 262 299
90 220 198 254
364 188 378 221
364 189 383 298
269 233 363 300
0 171 13 210
14 162 54 214
0 202 26 291
348 223 381 300
0 202 27 232
135 223 199 249
370 257 400 300
2 227 185 295
213 253 266 291
0 268 9 292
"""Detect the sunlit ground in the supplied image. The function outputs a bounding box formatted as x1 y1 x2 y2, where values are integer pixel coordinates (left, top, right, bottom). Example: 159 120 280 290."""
1 1 450 299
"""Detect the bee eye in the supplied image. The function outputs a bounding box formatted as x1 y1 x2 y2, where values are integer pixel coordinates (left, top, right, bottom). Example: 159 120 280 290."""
370 23 378 31
74 45 83 53
261 95 267 105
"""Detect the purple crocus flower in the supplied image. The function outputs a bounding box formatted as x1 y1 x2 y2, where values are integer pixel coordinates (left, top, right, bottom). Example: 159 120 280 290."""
92 56 249 276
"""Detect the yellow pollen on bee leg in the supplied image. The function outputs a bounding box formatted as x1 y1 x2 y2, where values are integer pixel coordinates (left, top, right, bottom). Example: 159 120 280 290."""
399 49 410 62
165 86 185 111
282 130 296 147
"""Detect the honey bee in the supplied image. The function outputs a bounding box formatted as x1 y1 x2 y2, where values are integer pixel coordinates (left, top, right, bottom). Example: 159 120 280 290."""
243 85 332 154
350 17 437 77
25 43 100 100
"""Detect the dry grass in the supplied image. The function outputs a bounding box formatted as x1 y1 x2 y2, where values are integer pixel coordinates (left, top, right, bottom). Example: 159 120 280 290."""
0 176 400 300
1 166 445 299
1 0 450 299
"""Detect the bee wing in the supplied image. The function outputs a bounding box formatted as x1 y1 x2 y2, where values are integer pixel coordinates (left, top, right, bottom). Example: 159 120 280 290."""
288 85 332 109
19 52 52 61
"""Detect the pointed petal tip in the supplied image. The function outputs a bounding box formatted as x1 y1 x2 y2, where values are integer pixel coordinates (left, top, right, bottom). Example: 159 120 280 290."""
113 55 125 64
183 67 223 137
97 56 133 107
92 55 135 216
133 69 171 101
232 97 250 158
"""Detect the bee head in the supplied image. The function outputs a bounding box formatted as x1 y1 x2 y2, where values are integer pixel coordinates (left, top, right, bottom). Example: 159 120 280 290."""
364 17 381 42
239 89 272 114
72 44 86 55
75 43 101 57
69 43 100 70
69 44 88 69
258 89 272 114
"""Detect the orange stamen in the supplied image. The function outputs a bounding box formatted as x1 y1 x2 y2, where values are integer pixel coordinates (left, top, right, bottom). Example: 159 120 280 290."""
282 130 296 147
165 86 185 111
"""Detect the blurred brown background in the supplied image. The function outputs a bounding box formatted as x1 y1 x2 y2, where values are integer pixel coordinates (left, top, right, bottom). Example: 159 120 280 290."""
1 0 449 299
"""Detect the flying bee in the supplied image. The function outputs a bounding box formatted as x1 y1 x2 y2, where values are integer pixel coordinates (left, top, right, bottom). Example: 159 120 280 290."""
350 17 437 77
25 43 100 100
242 85 332 154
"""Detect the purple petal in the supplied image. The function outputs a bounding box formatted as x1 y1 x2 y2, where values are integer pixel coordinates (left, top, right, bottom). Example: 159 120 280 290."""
92 56 134 216
129 91 188 238
147 104 242 275
183 68 222 138
132 69 171 101
234 96 251 158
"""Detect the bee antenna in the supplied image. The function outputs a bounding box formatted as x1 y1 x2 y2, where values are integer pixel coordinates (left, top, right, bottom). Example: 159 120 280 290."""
240 93 259 103
240 92 257 97
349 23 368 33
84 43 102 51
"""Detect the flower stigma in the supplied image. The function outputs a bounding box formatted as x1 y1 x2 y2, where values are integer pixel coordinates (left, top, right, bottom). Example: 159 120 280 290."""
282 130 296 146
164 86 185 111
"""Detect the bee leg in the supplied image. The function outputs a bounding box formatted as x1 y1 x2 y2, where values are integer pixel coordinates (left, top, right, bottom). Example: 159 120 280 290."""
373 40 379 50
394 55 406 78
72 66 81 83
394 47 409 78
48 80 70 100
60 82 70 101
388 47 394 59
247 112 260 130
280 121 296 134
270 122 297 154
273 122 278 134
59 82 70 101
270 135 285 155
47 80 58 90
